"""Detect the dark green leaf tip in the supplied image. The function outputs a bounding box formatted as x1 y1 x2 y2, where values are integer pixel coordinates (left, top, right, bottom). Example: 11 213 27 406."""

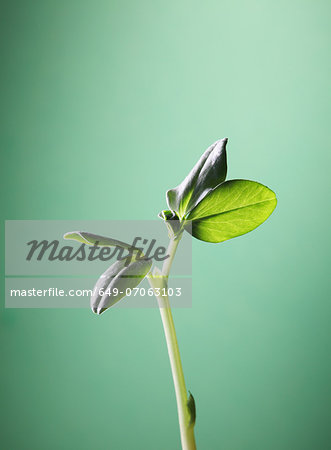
158 209 179 221
187 391 196 427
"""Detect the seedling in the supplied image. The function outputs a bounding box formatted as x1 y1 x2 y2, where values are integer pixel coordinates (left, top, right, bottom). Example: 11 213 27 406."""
64 138 277 449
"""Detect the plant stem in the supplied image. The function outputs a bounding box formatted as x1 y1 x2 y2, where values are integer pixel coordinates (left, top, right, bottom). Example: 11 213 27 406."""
149 237 196 450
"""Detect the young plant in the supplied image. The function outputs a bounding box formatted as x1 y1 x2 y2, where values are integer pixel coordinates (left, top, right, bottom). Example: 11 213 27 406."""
64 138 277 450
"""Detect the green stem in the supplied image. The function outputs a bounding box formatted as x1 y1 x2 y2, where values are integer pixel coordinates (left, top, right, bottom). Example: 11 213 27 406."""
149 237 196 450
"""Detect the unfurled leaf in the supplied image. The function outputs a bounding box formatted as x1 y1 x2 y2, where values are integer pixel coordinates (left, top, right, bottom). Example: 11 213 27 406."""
92 258 152 315
166 138 228 219
64 231 133 249
185 179 277 243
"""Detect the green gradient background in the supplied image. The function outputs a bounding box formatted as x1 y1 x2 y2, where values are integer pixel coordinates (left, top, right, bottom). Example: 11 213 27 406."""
1 1 330 449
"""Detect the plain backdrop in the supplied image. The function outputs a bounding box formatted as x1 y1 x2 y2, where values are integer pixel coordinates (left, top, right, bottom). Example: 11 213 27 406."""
1 1 330 449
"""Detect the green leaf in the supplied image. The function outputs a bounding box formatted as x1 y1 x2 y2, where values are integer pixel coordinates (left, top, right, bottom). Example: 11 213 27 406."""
92 258 152 314
185 179 277 243
64 231 133 250
166 138 227 219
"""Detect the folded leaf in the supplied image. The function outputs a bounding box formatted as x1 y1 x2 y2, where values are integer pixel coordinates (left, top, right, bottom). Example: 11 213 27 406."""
90 258 128 313
92 258 152 314
185 179 277 243
166 138 227 219
64 231 133 249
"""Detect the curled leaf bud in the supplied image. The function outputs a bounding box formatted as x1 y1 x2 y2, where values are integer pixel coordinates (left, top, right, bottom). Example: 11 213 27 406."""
158 210 183 240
